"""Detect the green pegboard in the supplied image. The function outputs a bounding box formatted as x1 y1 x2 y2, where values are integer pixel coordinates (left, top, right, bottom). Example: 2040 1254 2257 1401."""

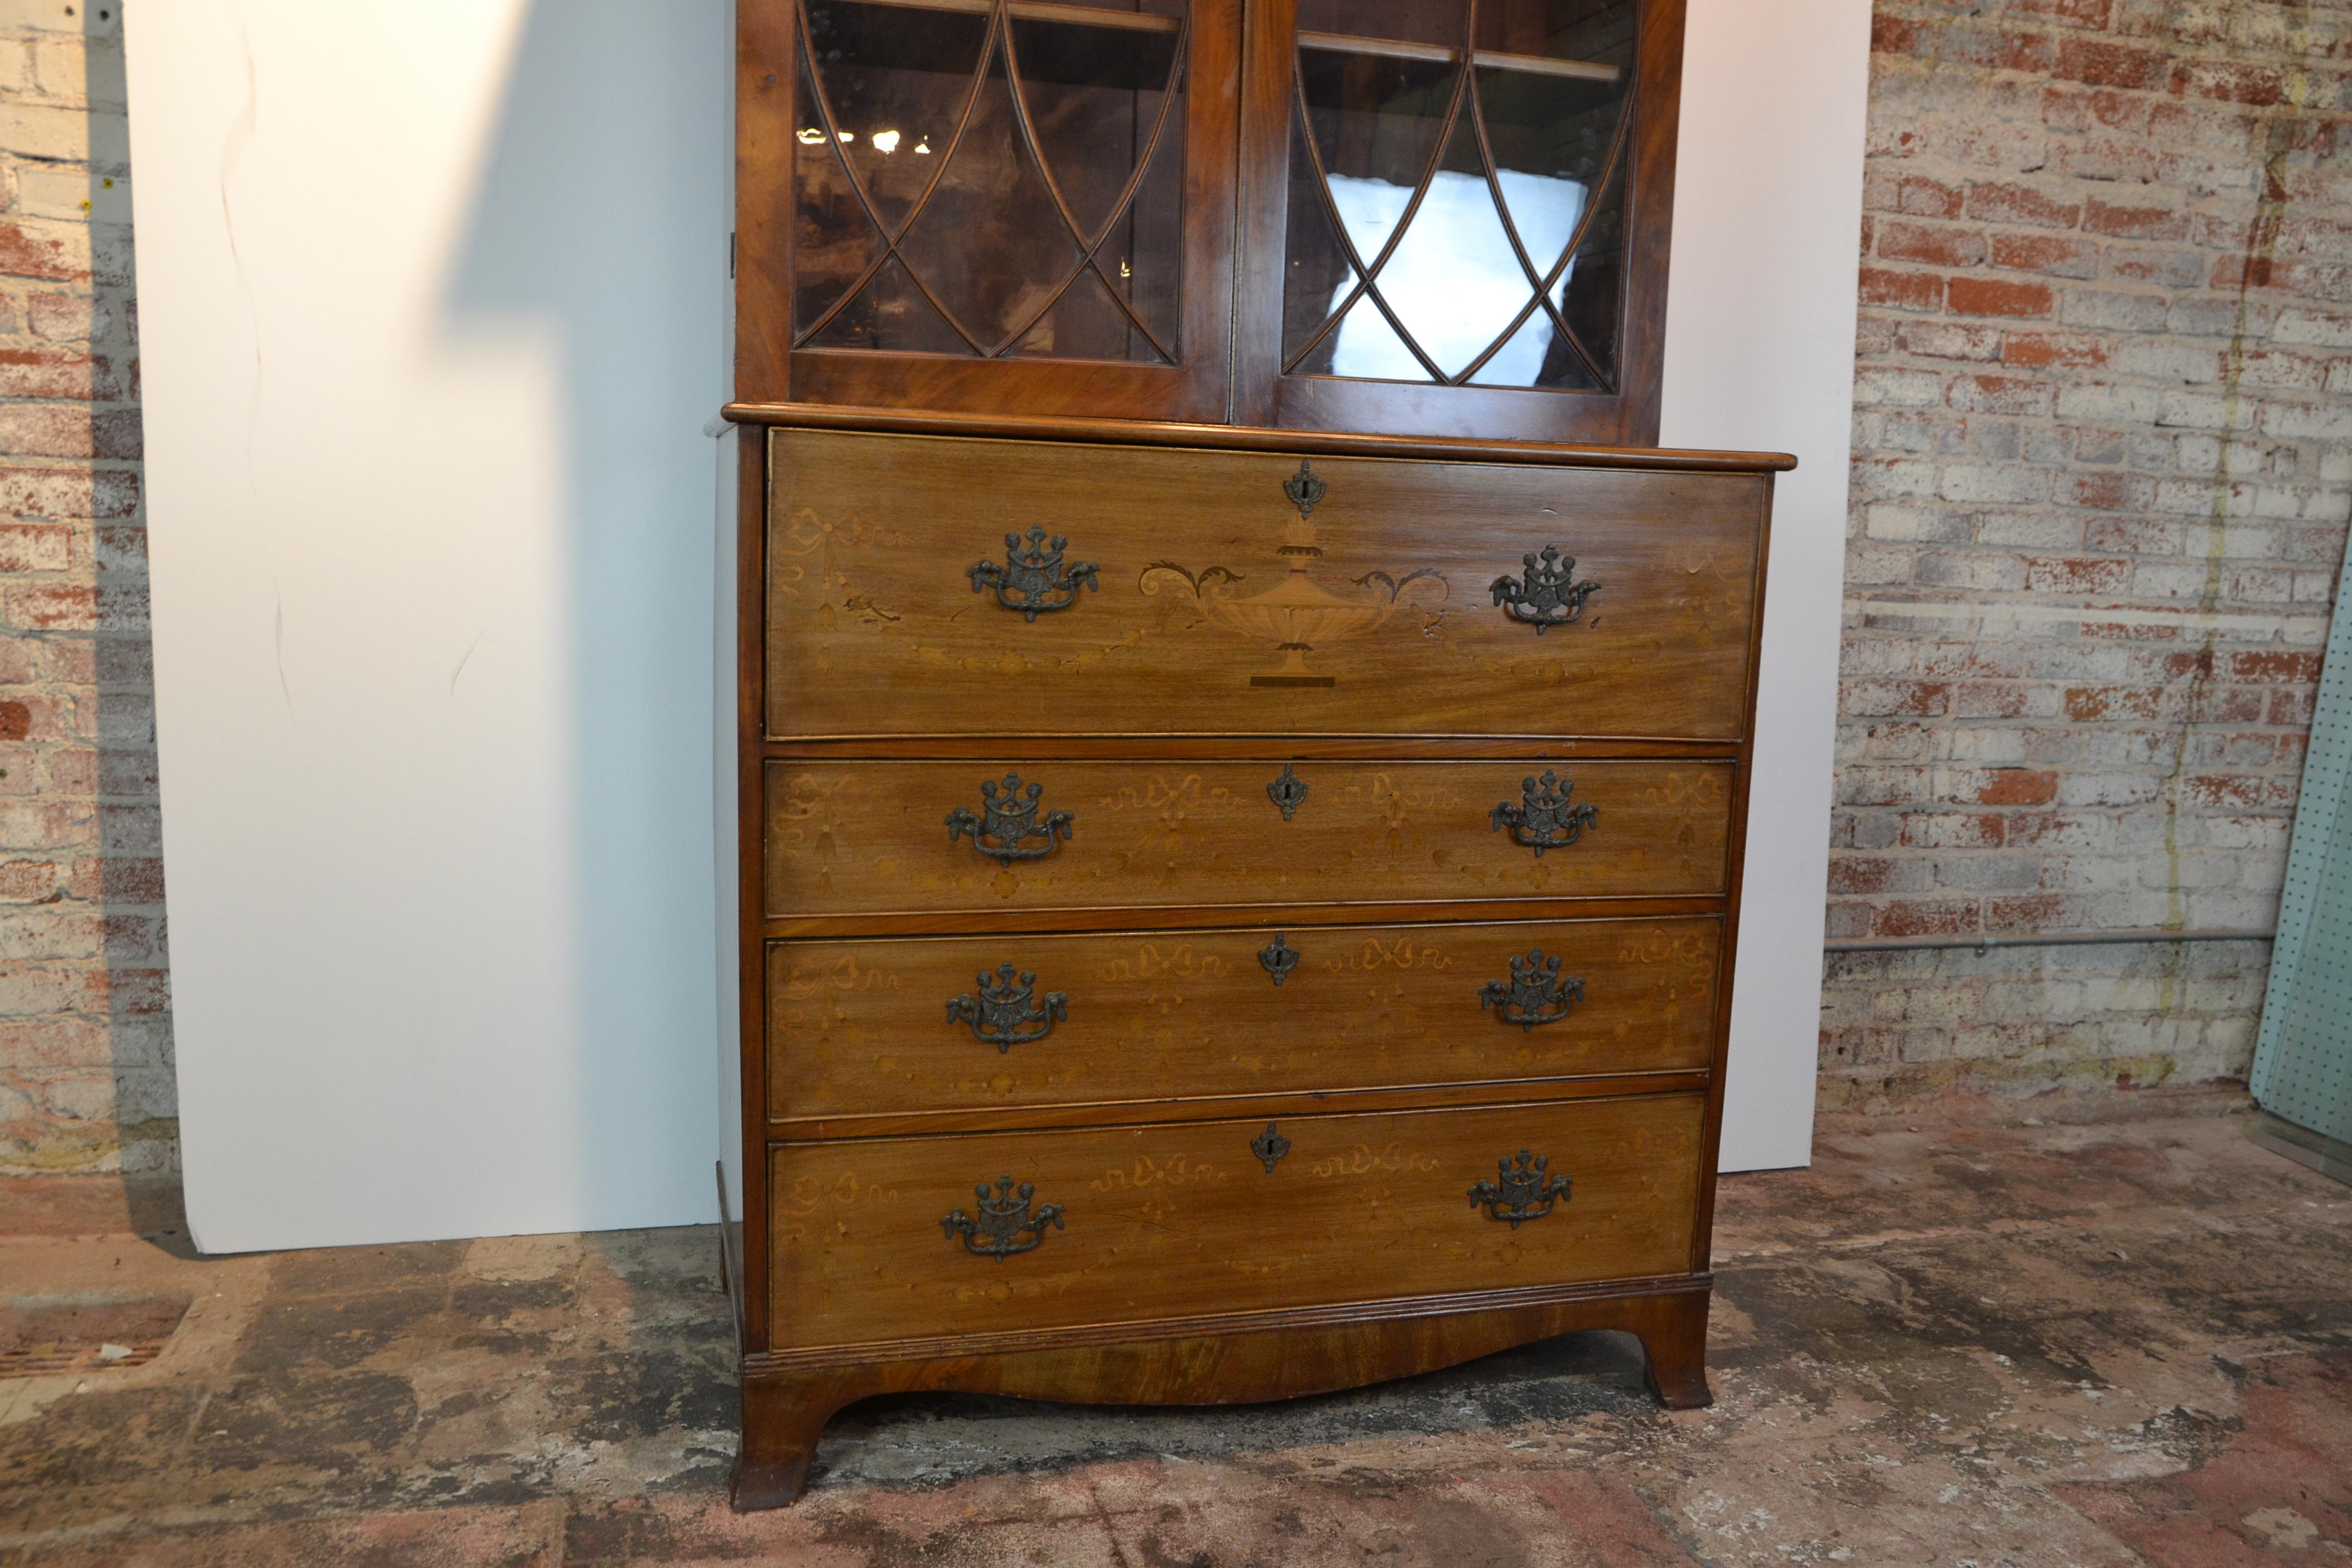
2251 573 2352 1147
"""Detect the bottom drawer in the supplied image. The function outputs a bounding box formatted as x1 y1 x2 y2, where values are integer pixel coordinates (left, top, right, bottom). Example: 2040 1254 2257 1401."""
768 1093 1703 1352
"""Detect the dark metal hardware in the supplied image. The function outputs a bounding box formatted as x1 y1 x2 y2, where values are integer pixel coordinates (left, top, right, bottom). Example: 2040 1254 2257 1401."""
1266 763 1309 821
1258 933 1301 987
1283 459 1328 520
941 1175 1065 1259
947 962 1068 1053
970 525 1100 621
1251 1122 1292 1173
1490 770 1598 856
946 773 1074 863
1479 949 1584 1031
1491 545 1601 634
1469 1149 1573 1228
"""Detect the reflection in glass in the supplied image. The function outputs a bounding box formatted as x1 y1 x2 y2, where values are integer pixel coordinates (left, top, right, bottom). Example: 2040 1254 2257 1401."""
1283 0 1636 392
792 0 1187 363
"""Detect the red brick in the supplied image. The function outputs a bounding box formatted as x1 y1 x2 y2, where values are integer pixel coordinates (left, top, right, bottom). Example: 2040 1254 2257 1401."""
1976 769 2059 806
1966 182 2083 229
1826 858 1894 894
2026 556 2133 594
1879 220 1987 267
2063 687 2162 721
2082 198 2191 241
0 347 108 401
0 467 138 520
2003 330 2107 368
2008 0 2111 23
2054 37 2170 90
0 702 28 741
1948 277 2057 318
1990 232 2099 279
1872 899 1983 937
5 586 96 631
1866 173 1967 219
2059 472 2149 510
2227 651 2322 682
0 223 88 283
1859 266 1944 312
2172 60 2287 106
1871 13 1925 56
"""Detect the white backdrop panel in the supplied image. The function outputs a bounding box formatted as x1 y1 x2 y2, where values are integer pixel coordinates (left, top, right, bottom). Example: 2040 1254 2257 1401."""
1661 0 1872 1169
129 0 1861 1251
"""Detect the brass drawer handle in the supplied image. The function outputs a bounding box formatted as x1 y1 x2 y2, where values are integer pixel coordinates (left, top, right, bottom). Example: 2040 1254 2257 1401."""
947 772 1074 863
1469 1149 1574 1228
1478 948 1584 1030
1258 933 1300 987
942 1175 1065 1259
1491 545 1601 633
1490 770 1597 856
948 962 1067 1053
970 525 1099 621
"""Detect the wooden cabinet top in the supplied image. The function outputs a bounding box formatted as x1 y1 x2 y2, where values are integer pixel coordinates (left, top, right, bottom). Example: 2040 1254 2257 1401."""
733 0 1692 445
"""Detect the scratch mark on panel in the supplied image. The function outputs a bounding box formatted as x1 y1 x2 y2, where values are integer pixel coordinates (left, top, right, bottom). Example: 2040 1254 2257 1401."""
450 632 484 695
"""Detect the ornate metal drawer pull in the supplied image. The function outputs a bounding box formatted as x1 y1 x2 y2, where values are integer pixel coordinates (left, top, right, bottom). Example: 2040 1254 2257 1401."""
1258 933 1300 987
1491 545 1600 634
1266 763 1308 821
970 525 1099 621
942 1175 1065 1259
948 962 1067 1053
947 773 1074 863
1469 1149 1573 1228
1479 949 1584 1031
1490 770 1597 856
1251 1122 1291 1173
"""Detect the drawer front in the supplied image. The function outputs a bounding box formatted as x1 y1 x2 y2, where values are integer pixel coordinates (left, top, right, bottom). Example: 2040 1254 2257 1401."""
769 918 1719 1123
765 760 1731 918
766 430 1763 743
768 1093 1703 1350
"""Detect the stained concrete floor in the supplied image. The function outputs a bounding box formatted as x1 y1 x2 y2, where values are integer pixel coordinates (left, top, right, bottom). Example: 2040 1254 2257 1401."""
2 1096 2347 1566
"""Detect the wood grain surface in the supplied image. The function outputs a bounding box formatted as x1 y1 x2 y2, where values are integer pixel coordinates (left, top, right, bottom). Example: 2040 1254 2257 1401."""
765 429 1762 741
768 916 1719 1122
765 758 1732 918
768 1092 1701 1350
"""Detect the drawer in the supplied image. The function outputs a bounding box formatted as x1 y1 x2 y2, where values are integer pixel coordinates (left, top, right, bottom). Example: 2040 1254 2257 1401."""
766 430 1764 743
765 759 1732 919
768 918 1720 1125
768 1093 1703 1351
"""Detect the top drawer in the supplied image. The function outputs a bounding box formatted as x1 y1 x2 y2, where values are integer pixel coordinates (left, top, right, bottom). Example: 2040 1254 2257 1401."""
765 430 1766 743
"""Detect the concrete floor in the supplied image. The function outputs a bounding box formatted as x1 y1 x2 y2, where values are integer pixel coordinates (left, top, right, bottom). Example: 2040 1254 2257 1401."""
2 1096 2346 1566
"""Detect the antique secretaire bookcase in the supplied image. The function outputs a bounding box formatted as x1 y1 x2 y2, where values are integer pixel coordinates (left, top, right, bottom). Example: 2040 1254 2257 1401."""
718 0 1790 1506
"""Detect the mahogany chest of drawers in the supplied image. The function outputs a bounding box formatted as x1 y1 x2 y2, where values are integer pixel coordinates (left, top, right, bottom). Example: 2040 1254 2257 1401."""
721 411 1784 1505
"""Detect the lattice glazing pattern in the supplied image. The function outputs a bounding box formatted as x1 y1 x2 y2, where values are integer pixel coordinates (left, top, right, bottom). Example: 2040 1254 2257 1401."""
1282 0 1635 392
792 0 1188 363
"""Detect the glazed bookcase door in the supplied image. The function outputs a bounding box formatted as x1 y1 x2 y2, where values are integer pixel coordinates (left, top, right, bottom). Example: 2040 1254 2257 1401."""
737 0 1240 421
1233 0 1683 444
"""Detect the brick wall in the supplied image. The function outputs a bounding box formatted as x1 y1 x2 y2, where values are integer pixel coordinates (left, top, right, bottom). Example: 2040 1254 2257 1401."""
1824 0 2352 1105
0 0 166 1182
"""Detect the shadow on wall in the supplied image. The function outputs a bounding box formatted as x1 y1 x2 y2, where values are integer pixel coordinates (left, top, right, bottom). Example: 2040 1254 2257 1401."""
80 3 181 1236
439 0 731 1224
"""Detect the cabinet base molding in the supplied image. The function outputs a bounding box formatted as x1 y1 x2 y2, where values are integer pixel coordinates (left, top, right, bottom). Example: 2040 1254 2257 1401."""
730 1274 1712 1510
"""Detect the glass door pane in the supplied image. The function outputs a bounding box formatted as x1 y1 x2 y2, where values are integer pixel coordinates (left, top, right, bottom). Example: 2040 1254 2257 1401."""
1282 0 1637 393
792 0 1189 364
